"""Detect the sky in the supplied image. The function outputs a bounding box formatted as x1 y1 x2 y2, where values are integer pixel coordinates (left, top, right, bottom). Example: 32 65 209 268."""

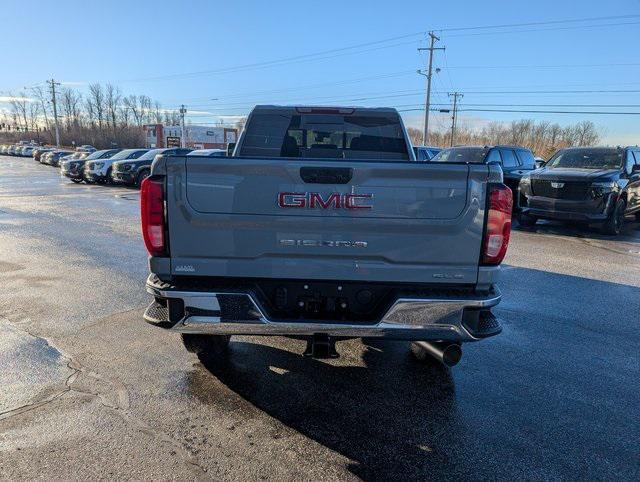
1 0 639 144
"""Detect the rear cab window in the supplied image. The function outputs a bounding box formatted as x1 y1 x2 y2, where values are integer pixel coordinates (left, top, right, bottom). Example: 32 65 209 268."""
499 149 519 168
486 149 502 164
431 147 489 164
238 107 410 160
516 149 536 169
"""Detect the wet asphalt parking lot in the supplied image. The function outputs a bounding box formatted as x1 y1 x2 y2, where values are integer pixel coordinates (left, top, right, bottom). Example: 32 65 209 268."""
0 156 639 480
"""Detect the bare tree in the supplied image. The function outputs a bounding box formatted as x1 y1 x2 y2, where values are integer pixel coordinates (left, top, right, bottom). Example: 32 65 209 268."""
105 83 122 135
153 101 162 123
407 127 422 146
574 121 599 146
27 101 40 132
118 102 131 127
84 95 95 126
123 95 141 125
88 83 105 128
61 88 82 130
163 110 180 125
422 118 602 157
9 92 29 131
31 85 52 140
139 95 152 124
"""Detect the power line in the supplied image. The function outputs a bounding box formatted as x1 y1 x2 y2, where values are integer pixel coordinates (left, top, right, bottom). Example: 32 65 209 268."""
430 103 640 108
397 107 640 115
443 20 640 37
118 35 425 83
460 108 640 115
437 14 640 32
441 49 456 91
173 88 640 111
165 79 640 107
444 62 640 69
456 89 640 94
161 70 417 104
109 14 640 85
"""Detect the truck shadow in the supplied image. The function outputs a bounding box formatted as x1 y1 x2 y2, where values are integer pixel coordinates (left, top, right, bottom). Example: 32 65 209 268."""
514 218 640 243
193 339 460 480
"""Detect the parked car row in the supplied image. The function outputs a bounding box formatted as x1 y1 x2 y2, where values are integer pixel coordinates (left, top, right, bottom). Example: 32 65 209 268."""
6 138 638 234
10 144 226 187
429 144 640 235
1 142 97 159
1 141 42 157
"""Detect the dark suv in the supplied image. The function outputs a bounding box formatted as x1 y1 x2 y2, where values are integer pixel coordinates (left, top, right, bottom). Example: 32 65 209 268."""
518 146 640 235
431 145 537 209
111 147 192 187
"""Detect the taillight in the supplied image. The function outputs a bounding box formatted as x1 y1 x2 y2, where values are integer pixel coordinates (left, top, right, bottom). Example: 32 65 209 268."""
140 177 167 256
482 183 512 265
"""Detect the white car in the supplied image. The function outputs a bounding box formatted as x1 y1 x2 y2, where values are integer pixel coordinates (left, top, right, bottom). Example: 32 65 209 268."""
22 145 37 157
83 148 148 184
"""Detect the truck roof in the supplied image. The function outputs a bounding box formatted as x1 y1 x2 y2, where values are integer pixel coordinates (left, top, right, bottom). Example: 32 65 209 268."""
251 105 401 115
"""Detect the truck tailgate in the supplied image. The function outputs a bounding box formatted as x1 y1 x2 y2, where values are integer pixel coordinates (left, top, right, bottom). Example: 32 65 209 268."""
165 157 489 284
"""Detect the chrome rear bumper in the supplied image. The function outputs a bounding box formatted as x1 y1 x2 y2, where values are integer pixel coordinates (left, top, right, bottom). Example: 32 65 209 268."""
145 277 502 342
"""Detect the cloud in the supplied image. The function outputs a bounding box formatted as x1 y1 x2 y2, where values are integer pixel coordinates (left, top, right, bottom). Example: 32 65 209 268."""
0 95 37 103
217 115 246 121
184 110 217 116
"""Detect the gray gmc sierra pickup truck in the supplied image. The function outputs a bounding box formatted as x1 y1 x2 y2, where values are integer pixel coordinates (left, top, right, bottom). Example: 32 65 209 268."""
141 105 512 365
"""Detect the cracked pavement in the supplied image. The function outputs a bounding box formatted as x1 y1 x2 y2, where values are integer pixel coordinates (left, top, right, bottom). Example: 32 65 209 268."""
0 156 639 480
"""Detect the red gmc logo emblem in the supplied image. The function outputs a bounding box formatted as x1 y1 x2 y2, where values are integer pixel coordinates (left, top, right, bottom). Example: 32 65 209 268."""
278 192 373 209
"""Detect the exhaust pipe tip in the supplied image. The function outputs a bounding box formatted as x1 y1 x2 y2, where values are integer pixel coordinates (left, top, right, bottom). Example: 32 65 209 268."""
412 341 462 367
441 343 462 367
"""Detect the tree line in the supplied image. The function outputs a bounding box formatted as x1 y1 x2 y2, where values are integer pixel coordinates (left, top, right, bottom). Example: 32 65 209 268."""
1 83 183 148
408 119 601 158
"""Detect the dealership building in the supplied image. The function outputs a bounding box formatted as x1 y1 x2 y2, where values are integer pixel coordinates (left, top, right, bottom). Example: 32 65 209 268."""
144 124 238 149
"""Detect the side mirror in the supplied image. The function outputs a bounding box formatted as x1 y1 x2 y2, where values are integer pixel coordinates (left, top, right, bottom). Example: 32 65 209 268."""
227 142 236 156
535 160 545 169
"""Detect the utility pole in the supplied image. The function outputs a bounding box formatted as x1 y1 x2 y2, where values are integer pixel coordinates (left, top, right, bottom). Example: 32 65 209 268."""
47 78 61 147
179 104 187 148
448 92 463 147
417 32 445 145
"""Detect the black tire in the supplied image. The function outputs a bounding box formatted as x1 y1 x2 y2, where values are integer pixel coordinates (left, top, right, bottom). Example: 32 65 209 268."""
181 334 231 362
137 169 151 188
635 212 640 222
602 198 626 235
71 178 83 184
105 167 113 185
517 212 538 227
